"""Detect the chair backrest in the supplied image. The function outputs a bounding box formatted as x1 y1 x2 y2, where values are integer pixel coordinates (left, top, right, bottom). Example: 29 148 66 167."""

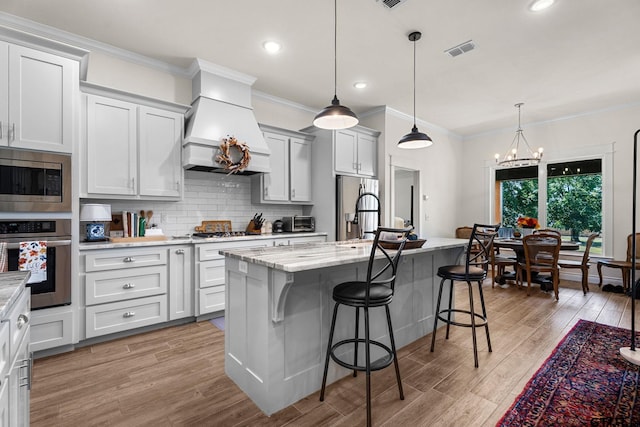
580 232 599 264
534 228 561 236
626 233 640 262
522 233 561 268
365 226 413 300
465 223 500 275
455 226 473 239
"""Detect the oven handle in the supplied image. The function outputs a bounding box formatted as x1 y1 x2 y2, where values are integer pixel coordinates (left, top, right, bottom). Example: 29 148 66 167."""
4 239 72 250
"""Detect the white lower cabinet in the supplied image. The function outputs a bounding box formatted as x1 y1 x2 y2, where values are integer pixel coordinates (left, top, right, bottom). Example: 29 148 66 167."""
169 245 193 320
81 247 168 339
30 308 73 352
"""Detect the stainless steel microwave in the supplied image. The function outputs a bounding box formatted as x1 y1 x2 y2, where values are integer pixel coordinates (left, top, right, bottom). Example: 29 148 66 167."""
282 216 315 232
0 148 71 212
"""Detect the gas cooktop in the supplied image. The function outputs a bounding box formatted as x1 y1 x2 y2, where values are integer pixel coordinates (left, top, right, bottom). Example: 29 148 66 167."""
192 231 255 238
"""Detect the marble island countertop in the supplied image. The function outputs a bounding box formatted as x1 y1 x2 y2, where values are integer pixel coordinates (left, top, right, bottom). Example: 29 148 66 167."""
220 237 467 273
0 271 30 319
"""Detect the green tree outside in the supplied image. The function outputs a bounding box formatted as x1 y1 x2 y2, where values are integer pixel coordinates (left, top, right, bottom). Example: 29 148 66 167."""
547 174 602 241
501 179 539 228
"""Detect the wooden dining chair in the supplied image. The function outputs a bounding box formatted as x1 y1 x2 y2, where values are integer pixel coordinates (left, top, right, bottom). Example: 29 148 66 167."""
558 233 599 295
597 233 640 291
517 233 562 300
534 229 561 236
490 243 517 288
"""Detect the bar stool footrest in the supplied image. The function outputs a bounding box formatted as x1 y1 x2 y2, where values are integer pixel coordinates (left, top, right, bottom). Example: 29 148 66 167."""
330 339 394 372
436 308 488 328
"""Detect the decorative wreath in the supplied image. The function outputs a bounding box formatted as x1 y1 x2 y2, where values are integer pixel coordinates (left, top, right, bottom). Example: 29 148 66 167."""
215 136 251 174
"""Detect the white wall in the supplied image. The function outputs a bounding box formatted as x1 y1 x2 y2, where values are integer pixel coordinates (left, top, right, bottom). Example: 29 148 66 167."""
461 103 640 260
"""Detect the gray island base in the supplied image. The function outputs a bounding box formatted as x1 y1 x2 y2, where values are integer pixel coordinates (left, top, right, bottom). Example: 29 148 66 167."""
220 238 466 415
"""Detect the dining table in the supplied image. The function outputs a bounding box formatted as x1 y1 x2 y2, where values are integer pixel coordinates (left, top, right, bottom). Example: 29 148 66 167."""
493 237 580 287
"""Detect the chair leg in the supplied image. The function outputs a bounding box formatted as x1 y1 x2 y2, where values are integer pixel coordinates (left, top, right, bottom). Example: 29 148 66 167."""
526 268 532 296
385 305 404 400
553 269 559 301
430 277 446 352
597 262 604 288
445 279 454 339
467 281 479 368
581 266 589 294
476 280 492 353
320 302 340 401
353 307 359 377
364 306 372 427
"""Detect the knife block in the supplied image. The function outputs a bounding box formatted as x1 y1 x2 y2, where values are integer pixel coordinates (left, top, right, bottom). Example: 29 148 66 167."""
245 220 262 234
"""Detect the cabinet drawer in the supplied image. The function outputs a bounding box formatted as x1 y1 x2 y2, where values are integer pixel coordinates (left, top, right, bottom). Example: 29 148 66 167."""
199 286 225 315
85 295 167 339
84 248 167 272
199 259 225 288
30 309 73 352
7 288 29 362
85 266 167 305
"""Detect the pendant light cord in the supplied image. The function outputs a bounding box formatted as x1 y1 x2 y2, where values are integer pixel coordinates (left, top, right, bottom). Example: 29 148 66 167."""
334 0 337 97
412 35 416 127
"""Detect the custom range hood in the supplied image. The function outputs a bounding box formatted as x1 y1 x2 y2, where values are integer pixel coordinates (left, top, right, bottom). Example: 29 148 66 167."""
183 59 270 174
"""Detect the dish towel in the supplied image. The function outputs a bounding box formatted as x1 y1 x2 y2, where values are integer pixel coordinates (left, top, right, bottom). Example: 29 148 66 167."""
0 242 7 272
19 241 47 284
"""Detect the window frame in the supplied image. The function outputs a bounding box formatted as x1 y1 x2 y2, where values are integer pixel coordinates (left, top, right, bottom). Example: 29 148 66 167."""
488 143 613 256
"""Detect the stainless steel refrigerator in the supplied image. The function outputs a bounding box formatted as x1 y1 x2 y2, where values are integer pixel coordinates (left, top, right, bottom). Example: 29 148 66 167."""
336 175 380 241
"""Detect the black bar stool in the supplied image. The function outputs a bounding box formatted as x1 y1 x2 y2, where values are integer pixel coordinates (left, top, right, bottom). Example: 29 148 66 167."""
430 223 500 367
320 226 412 427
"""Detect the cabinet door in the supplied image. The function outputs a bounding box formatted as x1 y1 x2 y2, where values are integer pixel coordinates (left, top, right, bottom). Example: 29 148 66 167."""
262 132 289 201
0 42 7 147
290 137 312 202
138 106 183 198
8 44 76 153
86 95 137 196
169 246 193 320
334 129 358 175
356 133 377 177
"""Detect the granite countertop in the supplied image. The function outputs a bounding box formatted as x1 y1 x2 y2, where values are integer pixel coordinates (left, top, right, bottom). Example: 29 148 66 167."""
0 271 30 319
79 232 328 250
220 237 467 273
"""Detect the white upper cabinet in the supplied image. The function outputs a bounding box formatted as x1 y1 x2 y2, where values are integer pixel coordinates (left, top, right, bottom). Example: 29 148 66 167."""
252 124 314 205
0 41 78 153
81 83 188 200
334 128 377 177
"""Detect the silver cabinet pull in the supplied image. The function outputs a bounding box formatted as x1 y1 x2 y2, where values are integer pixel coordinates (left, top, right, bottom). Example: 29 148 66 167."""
123 257 135 262
123 312 136 318
16 313 28 329
176 249 185 254
122 283 135 289
291 188 296 198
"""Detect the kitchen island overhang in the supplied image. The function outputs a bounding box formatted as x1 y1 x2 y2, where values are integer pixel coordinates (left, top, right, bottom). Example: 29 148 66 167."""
220 238 466 415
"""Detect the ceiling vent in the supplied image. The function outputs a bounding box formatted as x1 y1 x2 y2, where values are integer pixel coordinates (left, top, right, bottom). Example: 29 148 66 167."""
444 40 476 57
376 0 408 10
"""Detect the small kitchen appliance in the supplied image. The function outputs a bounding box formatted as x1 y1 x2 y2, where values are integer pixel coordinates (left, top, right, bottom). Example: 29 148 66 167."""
282 216 315 232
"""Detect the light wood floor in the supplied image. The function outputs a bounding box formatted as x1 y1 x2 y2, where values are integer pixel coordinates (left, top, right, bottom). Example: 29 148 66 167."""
31 278 639 426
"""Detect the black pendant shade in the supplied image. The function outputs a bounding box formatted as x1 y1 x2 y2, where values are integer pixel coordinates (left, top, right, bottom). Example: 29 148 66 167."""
398 31 432 149
313 95 359 130
313 0 358 130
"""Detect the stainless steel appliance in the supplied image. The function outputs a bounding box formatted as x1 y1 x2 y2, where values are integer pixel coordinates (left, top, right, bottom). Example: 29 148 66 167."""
336 176 380 241
282 216 315 232
0 219 71 309
0 148 72 212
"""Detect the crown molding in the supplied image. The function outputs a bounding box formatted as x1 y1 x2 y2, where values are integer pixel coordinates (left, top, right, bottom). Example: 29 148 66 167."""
252 90 318 114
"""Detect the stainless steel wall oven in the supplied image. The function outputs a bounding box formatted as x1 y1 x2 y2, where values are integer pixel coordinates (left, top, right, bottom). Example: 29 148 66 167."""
0 148 72 212
0 219 71 309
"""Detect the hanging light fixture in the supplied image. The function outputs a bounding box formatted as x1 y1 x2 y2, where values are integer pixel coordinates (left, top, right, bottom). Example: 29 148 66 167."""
313 0 359 130
494 103 543 167
398 31 432 149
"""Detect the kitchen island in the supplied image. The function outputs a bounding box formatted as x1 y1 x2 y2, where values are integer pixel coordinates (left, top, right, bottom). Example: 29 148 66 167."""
220 237 466 415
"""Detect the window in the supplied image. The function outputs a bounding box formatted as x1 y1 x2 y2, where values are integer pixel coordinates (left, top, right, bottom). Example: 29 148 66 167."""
495 159 602 253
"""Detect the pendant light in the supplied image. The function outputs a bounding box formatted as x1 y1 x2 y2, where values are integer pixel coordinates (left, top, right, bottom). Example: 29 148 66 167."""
398 31 432 149
313 0 359 130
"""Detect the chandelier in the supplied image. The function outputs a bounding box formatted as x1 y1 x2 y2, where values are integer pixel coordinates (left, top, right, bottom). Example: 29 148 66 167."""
495 103 543 167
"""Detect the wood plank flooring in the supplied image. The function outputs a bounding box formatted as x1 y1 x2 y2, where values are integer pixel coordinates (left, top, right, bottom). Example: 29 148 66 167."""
31 278 639 426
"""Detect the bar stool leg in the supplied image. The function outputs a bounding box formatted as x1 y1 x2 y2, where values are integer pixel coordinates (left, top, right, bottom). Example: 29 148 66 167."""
385 305 404 400
467 281 479 368
320 302 340 401
353 307 359 377
364 306 372 427
476 280 492 353
430 277 446 352
445 279 454 339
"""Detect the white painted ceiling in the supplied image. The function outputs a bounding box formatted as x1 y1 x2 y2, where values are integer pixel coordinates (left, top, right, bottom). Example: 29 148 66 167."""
1 0 639 137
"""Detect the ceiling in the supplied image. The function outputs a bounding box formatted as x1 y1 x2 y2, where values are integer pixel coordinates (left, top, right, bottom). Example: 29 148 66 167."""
1 0 639 137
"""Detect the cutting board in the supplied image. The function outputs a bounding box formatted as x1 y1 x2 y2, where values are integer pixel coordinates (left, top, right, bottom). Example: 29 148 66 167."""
194 220 232 233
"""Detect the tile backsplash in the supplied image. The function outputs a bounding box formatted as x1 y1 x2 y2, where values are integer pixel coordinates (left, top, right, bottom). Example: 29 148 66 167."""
92 170 304 236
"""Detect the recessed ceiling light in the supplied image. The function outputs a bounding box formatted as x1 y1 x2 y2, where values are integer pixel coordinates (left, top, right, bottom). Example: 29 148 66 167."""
353 82 367 89
262 41 282 54
529 0 555 12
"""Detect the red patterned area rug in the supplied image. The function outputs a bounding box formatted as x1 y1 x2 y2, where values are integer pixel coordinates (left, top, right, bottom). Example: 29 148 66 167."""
498 319 640 426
